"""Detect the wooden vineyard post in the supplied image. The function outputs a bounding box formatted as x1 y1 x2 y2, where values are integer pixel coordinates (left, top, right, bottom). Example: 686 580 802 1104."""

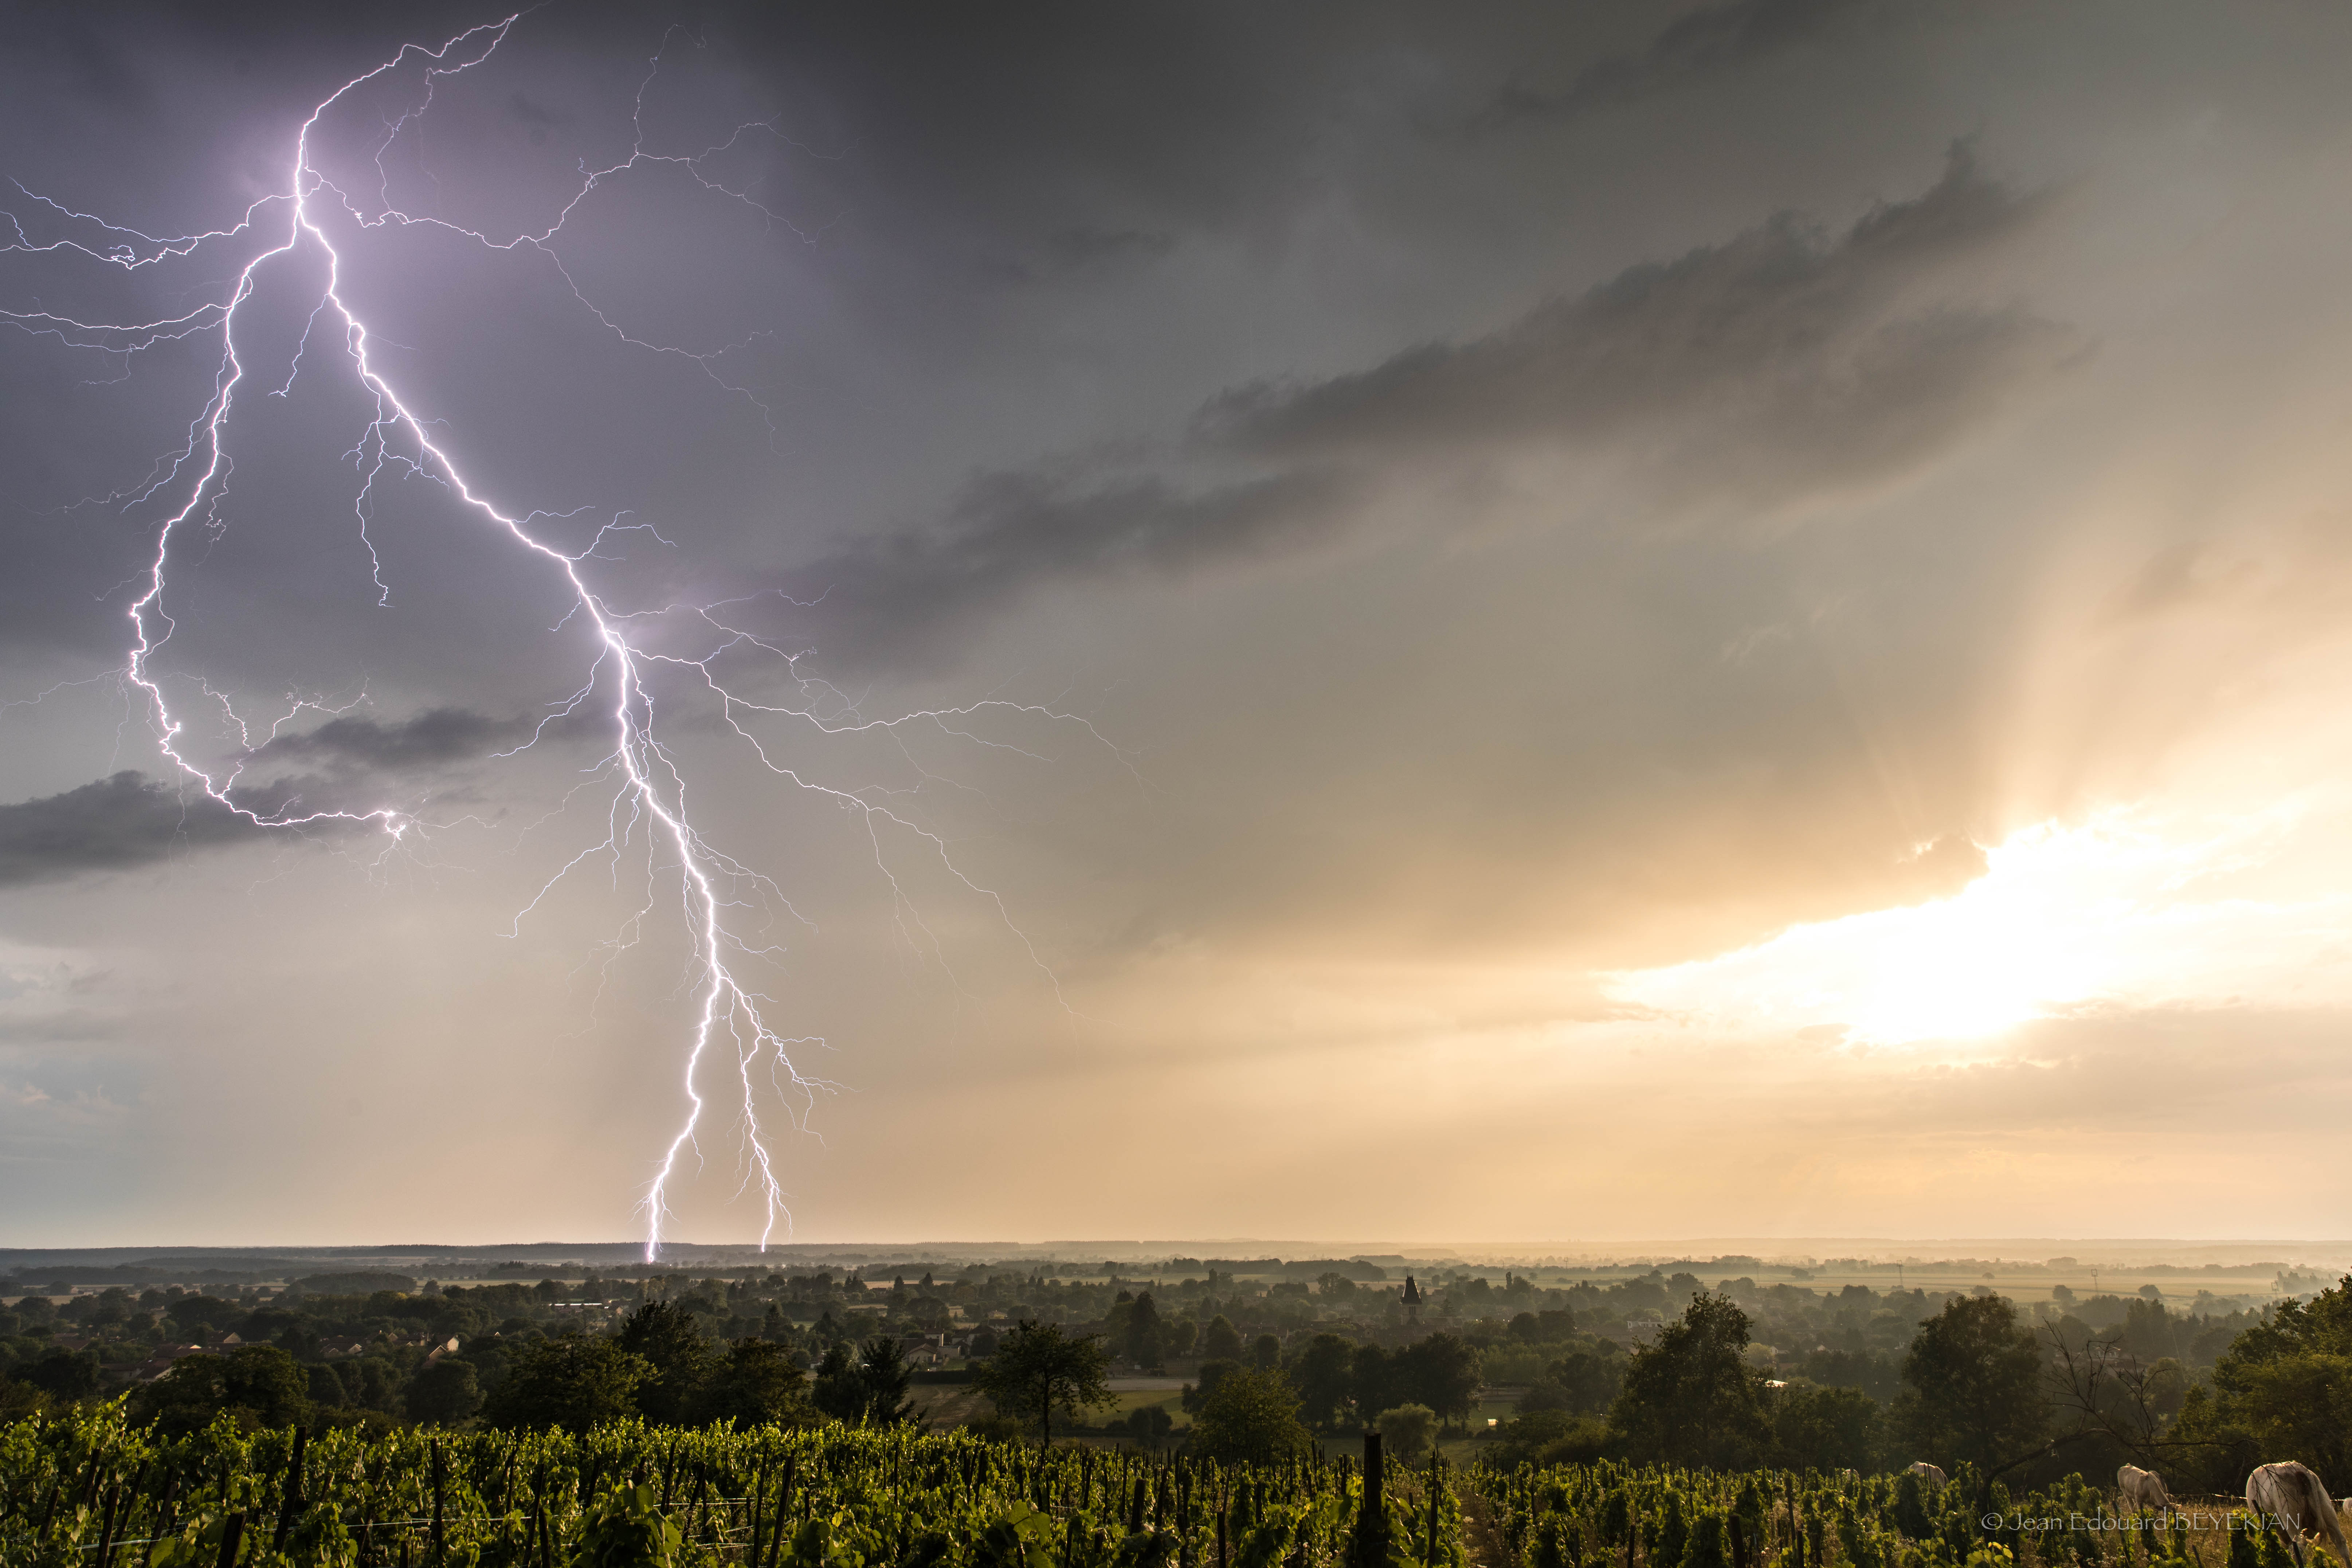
1426 1449 1440 1568
430 1440 446 1567
213 1511 246 1568
273 1426 309 1554
1355 1431 1386 1568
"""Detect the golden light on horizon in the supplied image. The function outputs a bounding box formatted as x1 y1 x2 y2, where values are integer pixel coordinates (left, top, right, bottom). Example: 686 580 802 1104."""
1606 802 2352 1046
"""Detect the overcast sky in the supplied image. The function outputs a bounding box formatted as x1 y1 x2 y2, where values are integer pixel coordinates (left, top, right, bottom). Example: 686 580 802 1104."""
7 0 2352 1250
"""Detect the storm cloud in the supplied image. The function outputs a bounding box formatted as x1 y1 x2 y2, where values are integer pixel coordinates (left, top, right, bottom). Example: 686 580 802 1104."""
0 773 267 887
253 707 544 770
1203 148 2068 484
0 706 562 887
1470 0 1879 133
781 149 2077 672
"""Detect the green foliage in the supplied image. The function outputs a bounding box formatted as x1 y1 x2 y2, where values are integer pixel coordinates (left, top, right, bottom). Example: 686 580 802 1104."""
2231 1512 2263 1568
969 1319 1112 1443
571 1483 682 1568
1374 1403 1437 1463
1891 1296 2045 1472
1191 1366 1314 1466
405 1357 485 1426
1610 1295 1769 1470
150 1511 249 1568
1350 1336 1483 1432
2172 1272 2352 1493
1771 1382 1883 1473
694 1336 813 1428
1531 1513 1579 1568
1522 1351 1623 1417
1 1404 1442 1568
481 1333 654 1432
811 1335 916 1426
972 1503 1057 1568
15 1349 101 1401
1487 1411 1613 1470
1289 1334 1357 1432
127 1344 312 1437
1184 1358 1242 1414
1124 1294 1163 1368
615 1301 715 1426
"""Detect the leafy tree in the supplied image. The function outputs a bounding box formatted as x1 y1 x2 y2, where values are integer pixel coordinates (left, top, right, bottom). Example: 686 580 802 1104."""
1375 1402 1437 1462
405 1359 485 1426
1892 1295 2046 1472
306 1365 350 1411
1189 1366 1313 1465
1121 1404 1177 1450
482 1333 654 1433
129 1345 313 1437
1522 1348 1623 1417
165 1295 240 1336
812 1343 863 1423
1202 1316 1244 1362
2172 1273 2352 1492
216 1343 314 1423
693 1337 812 1427
1489 1410 1613 1469
1796 1349 1902 1404
1772 1383 1883 1473
1395 1332 1482 1429
0 1375 48 1422
1610 1294 1769 1469
1251 1333 1282 1371
1183 1358 1242 1414
854 1335 918 1424
346 1356 400 1413
1352 1343 1400 1422
16 1348 101 1400
1288 1333 1357 1432
1126 1293 1163 1367
618 1300 716 1425
971 1320 1113 1443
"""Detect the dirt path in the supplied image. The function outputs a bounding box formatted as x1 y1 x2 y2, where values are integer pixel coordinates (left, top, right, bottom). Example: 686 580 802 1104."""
1458 1482 1512 1568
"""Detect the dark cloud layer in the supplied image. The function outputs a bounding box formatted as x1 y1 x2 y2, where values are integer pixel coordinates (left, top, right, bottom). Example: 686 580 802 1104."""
779 149 2076 674
254 707 535 770
1204 148 2063 481
779 469 1359 672
1471 0 1877 133
0 707 558 886
0 773 264 887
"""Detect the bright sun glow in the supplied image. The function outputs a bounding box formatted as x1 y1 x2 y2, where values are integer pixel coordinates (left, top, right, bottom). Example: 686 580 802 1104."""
1605 803 2352 1045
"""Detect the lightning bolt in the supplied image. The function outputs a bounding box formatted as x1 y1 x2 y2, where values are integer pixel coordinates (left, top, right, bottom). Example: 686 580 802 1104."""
3 16 1098 1259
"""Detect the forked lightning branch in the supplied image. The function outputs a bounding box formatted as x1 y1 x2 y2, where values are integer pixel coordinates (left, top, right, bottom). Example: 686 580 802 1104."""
0 17 1078 1258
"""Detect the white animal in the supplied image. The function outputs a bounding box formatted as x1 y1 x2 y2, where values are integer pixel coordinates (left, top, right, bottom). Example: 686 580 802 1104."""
1906 1463 1948 1490
2118 1465 2173 1513
2247 1462 2351 1568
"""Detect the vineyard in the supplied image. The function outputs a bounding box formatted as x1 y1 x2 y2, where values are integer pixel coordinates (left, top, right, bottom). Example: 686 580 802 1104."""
7 1405 2332 1568
1477 1459 2300 1568
0 1411 1461 1568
